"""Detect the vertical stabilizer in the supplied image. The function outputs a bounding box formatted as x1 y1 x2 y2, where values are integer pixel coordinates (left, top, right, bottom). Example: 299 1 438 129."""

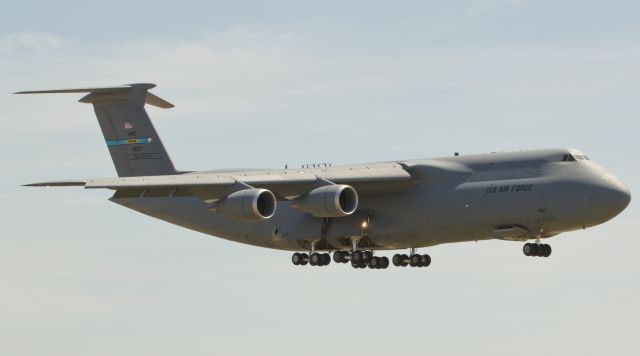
16 83 177 177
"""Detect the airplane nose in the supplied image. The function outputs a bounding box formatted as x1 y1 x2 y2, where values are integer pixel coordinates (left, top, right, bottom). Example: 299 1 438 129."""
597 174 631 217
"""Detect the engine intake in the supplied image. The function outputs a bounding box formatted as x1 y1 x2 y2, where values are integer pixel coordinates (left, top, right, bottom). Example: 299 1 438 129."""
216 188 277 221
294 184 358 217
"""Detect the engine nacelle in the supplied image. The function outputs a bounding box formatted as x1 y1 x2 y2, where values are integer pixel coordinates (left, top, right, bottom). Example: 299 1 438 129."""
216 188 277 221
294 184 358 218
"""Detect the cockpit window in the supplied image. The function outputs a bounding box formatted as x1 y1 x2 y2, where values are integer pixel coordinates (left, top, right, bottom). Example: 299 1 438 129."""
561 154 589 162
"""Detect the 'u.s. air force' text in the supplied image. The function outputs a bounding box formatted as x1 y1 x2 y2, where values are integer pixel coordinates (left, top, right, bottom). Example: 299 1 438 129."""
486 184 534 194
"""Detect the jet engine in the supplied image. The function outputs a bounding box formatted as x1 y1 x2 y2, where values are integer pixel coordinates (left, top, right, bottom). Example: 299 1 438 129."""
294 184 358 217
216 188 277 221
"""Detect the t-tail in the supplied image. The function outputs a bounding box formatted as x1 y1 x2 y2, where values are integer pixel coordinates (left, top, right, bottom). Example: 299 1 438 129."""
15 83 176 177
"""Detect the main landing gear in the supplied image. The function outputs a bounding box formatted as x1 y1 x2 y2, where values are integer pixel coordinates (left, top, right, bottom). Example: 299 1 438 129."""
333 250 390 269
392 248 431 268
523 243 552 257
292 249 432 269
292 240 430 269
292 252 331 266
291 250 390 269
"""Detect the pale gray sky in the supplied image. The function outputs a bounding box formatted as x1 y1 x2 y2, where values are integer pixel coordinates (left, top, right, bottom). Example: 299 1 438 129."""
1 1 638 355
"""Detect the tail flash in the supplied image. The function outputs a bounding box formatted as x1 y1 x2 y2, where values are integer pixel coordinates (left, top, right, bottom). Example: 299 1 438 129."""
16 83 177 177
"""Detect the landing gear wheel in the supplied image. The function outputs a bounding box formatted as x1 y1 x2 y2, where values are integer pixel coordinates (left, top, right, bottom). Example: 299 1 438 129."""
309 253 322 266
392 254 402 266
533 244 542 256
410 254 422 267
523 243 552 258
352 251 364 264
333 251 348 263
542 244 552 257
400 254 409 267
299 253 308 265
292 253 301 265
381 256 389 269
369 257 381 269
321 253 331 266
363 251 373 262
421 254 431 267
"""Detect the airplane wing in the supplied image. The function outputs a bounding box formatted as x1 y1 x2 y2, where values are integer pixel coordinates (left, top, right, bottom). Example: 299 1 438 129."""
25 163 415 203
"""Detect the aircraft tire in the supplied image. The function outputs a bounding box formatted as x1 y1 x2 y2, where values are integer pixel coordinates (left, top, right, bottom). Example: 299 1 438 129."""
352 251 364 263
421 254 431 267
321 253 331 266
363 251 373 262
310 253 321 266
410 254 421 267
381 256 389 269
392 254 402 266
542 244 552 257
401 254 409 267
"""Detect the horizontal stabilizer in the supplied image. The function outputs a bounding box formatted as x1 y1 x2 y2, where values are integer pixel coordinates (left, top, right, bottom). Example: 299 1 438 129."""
15 85 133 94
23 180 87 187
14 83 174 109
145 92 174 108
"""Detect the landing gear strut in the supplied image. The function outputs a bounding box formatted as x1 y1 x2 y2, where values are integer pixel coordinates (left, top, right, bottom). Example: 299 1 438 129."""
523 243 552 257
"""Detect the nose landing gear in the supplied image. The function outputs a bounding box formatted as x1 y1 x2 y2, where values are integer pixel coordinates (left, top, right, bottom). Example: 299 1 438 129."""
523 243 551 257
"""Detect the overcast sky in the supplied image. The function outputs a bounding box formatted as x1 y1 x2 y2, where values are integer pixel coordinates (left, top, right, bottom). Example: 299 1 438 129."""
1 1 638 355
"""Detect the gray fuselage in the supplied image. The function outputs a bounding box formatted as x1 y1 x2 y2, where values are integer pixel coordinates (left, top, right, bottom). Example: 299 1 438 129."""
111 148 631 252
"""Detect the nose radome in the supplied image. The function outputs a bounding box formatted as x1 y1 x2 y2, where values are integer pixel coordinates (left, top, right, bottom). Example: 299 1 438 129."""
599 174 631 216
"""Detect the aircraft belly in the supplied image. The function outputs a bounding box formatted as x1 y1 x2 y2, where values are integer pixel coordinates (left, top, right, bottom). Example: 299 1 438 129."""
110 194 435 251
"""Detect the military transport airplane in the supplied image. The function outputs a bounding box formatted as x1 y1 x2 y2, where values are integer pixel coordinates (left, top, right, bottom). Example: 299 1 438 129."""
17 83 631 269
